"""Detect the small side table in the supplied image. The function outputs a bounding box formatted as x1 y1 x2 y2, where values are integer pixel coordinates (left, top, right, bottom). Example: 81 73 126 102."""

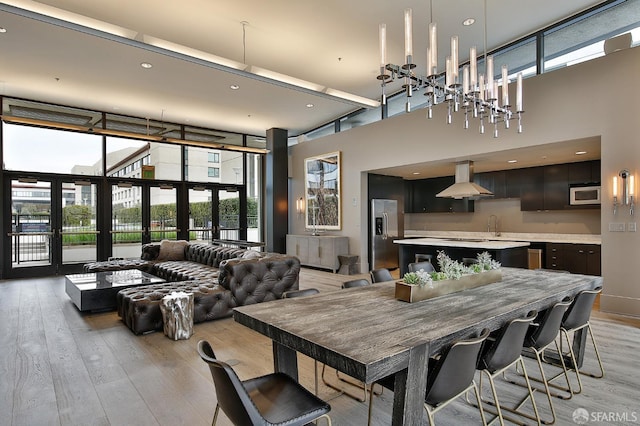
160 291 194 340
338 255 359 275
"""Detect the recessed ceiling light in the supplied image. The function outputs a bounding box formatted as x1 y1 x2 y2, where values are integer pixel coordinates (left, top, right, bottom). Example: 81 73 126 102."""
230 84 240 90
413 172 421 175
0 27 7 33
140 62 152 69
306 103 314 108
462 18 475 26
507 159 518 163
575 151 587 155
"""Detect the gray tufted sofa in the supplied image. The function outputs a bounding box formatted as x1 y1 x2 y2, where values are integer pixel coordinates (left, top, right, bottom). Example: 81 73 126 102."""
84 242 247 280
117 254 300 334
86 241 300 334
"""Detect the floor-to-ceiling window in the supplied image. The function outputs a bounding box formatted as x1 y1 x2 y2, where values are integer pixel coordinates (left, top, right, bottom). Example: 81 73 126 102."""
1 97 266 279
2 104 104 276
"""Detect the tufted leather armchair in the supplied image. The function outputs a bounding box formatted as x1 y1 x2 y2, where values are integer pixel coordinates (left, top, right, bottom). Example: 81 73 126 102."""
218 255 301 305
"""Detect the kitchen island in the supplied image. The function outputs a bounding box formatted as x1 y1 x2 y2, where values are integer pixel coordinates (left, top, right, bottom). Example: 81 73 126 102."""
394 237 530 275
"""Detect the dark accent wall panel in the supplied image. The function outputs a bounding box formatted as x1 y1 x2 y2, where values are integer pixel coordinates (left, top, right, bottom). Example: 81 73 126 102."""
265 128 289 253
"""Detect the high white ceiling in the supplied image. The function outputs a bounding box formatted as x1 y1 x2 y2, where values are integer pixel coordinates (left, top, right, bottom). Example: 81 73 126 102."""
0 0 606 138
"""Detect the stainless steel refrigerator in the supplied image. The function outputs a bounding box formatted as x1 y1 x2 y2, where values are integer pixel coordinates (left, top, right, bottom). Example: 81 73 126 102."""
371 199 401 270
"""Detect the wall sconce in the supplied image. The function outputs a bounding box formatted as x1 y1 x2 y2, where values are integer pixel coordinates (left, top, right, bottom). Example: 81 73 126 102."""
295 197 305 218
613 169 635 215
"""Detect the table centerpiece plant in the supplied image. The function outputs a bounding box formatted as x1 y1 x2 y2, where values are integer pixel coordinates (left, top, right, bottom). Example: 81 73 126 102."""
395 251 502 303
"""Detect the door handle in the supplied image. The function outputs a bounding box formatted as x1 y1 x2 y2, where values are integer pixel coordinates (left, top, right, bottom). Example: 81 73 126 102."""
383 212 388 239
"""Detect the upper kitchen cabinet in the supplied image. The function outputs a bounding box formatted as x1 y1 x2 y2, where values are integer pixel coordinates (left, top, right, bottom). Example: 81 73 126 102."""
544 164 569 210
519 166 545 211
407 177 474 213
405 160 599 213
520 164 569 211
568 160 601 185
473 171 506 199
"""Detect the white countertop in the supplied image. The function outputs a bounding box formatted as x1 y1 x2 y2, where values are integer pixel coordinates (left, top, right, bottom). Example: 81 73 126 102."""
403 231 601 245
394 237 530 249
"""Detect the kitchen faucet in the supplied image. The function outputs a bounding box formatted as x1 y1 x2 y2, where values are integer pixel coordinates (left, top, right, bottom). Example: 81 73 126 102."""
487 215 500 237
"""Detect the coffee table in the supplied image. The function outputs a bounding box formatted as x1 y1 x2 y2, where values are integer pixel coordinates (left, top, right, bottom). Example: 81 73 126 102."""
65 269 165 312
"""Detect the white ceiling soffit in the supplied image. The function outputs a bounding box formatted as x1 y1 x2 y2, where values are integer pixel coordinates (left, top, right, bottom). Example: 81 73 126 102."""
0 0 608 137
372 137 602 180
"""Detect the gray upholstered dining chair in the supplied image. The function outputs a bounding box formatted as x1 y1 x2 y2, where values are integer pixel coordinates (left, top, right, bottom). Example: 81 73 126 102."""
283 288 321 395
370 268 393 283
197 340 332 426
367 328 490 426
323 278 383 402
475 310 540 426
408 261 435 273
557 287 605 394
462 257 479 266
342 278 370 288
518 298 574 424
283 288 321 298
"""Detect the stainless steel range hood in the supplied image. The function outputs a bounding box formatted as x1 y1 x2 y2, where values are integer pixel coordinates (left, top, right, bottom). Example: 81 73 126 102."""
436 161 493 199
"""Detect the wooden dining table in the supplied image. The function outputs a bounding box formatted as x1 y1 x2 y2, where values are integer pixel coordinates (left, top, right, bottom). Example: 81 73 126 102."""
233 267 602 425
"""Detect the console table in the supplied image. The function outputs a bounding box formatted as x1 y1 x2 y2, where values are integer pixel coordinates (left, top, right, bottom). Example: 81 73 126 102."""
65 269 164 312
286 234 348 273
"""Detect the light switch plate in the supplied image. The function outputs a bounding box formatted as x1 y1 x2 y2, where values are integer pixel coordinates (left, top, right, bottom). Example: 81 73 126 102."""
629 222 637 232
609 222 625 232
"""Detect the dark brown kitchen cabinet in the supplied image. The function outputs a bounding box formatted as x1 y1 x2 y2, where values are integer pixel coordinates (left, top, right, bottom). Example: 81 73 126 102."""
519 167 545 211
565 244 601 276
544 164 569 210
474 171 506 198
505 168 525 198
520 164 569 211
545 243 601 275
545 243 566 271
407 177 474 213
568 160 601 185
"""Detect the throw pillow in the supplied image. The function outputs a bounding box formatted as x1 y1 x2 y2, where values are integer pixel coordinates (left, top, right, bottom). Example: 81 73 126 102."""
157 240 188 261
241 250 262 260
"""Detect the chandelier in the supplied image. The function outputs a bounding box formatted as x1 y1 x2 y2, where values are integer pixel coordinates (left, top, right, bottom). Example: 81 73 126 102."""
377 5 524 137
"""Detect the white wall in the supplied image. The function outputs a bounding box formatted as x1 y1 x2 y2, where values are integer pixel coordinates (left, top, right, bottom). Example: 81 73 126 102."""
290 46 640 317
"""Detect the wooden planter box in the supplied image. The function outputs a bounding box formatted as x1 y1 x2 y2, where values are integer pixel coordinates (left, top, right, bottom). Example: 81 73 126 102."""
395 269 502 303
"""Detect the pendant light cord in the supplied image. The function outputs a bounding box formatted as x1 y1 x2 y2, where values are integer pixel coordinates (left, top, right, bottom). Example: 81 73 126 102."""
483 0 488 64
430 0 433 24
241 21 248 64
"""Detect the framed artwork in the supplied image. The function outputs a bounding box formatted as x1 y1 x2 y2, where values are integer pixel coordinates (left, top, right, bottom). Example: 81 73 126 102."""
304 151 341 231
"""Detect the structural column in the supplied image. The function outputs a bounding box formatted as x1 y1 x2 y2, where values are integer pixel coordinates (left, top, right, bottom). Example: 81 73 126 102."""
265 128 288 253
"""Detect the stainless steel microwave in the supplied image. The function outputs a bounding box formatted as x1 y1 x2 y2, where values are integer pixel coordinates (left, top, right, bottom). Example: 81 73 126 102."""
570 185 601 205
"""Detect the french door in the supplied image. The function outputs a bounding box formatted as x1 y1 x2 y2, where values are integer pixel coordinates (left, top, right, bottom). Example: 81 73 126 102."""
7 176 99 277
187 185 242 243
217 187 241 241
110 182 178 258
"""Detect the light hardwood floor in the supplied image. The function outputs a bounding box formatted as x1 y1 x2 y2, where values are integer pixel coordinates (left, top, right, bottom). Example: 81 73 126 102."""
1 268 639 426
